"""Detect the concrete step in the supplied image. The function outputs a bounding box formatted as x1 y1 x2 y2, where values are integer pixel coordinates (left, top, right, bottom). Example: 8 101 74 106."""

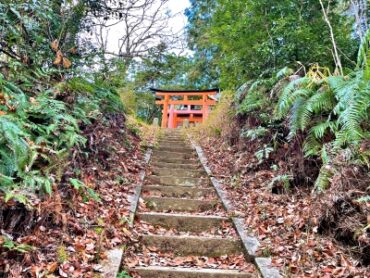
132 266 254 278
159 137 187 141
141 234 243 256
147 175 210 187
156 146 194 153
151 156 199 164
152 150 197 160
159 136 186 141
142 185 215 198
158 141 188 146
151 168 206 178
143 197 218 212
151 161 202 169
160 136 184 141
137 212 229 233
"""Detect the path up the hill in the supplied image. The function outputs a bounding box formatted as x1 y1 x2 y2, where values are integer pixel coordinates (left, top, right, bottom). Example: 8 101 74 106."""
127 129 258 277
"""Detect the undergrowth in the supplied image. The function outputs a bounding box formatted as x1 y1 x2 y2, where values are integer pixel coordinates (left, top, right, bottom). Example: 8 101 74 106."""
0 70 125 205
192 30 370 265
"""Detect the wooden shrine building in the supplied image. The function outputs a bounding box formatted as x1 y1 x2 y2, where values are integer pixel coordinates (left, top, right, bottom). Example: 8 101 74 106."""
151 88 219 128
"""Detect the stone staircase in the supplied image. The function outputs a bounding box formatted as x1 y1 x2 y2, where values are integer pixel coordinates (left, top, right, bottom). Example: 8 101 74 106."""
129 130 257 277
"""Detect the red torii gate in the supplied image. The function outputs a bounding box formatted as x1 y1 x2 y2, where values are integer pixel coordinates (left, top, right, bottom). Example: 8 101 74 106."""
151 88 219 128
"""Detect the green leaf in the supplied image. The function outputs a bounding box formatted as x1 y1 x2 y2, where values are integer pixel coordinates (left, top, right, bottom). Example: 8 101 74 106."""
43 179 52 195
86 188 101 202
69 178 84 190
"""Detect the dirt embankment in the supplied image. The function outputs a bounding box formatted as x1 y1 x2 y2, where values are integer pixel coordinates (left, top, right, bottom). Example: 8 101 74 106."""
0 112 146 277
193 113 370 277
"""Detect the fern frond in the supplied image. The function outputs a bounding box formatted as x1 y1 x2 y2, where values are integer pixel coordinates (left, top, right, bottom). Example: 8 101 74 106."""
237 90 268 115
288 97 311 136
275 77 312 118
268 174 293 191
303 133 322 157
241 127 269 140
0 116 31 174
306 89 336 114
331 71 369 146
314 165 335 191
276 67 294 79
310 120 337 139
357 28 370 68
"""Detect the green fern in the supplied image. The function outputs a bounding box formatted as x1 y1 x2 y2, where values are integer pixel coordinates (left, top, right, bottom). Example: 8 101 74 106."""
303 132 323 157
275 77 312 119
288 97 311 136
328 72 369 149
69 178 101 202
0 116 32 176
117 271 132 278
22 171 53 195
276 67 294 79
268 174 293 191
241 127 269 140
236 76 281 117
255 144 274 163
310 121 337 139
276 65 369 162
306 88 336 114
314 165 335 191
237 89 268 115
303 120 338 156
357 28 370 69
1 236 34 253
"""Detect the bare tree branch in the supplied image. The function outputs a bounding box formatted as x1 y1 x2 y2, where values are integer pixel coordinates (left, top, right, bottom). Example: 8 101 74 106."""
319 0 343 75
86 0 184 62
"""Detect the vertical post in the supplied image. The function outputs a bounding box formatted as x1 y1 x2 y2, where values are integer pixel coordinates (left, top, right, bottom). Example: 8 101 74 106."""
161 94 170 128
173 112 178 128
184 95 189 109
202 93 209 123
168 104 175 128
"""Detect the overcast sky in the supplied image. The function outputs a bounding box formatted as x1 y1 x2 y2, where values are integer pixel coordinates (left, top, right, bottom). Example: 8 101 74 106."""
167 0 190 33
104 0 191 55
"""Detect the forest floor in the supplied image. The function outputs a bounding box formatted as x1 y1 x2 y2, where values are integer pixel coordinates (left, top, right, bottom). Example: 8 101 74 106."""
196 135 370 278
0 114 157 277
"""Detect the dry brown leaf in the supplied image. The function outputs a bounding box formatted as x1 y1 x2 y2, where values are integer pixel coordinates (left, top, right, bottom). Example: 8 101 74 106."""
47 262 58 273
69 47 78 54
122 227 132 238
126 257 139 268
51 39 59 52
53 50 63 65
62 57 72 69
0 111 6 116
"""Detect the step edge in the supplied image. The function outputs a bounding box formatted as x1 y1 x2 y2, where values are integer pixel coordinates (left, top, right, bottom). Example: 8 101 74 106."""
143 196 218 202
148 175 209 180
132 266 253 274
143 185 213 189
141 234 241 241
137 211 228 220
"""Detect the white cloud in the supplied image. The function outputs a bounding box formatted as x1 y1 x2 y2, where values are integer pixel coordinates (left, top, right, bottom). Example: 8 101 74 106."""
167 0 190 34
99 0 191 56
